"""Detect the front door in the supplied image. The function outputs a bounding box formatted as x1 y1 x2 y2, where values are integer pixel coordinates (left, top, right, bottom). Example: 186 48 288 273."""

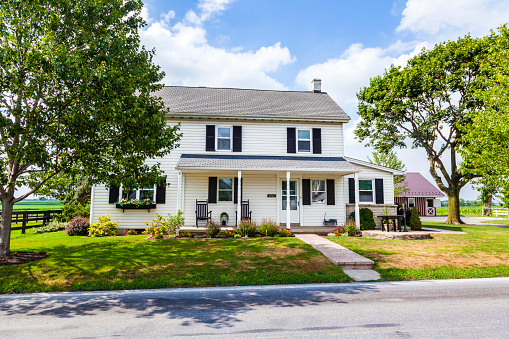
280 180 299 224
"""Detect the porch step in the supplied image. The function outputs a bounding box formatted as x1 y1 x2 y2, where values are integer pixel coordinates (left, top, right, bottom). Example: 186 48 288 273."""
295 234 374 270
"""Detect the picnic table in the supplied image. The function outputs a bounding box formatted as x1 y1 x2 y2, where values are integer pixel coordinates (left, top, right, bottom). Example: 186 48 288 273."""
377 215 406 232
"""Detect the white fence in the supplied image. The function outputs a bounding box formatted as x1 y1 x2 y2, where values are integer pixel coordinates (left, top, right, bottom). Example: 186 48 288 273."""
492 208 509 218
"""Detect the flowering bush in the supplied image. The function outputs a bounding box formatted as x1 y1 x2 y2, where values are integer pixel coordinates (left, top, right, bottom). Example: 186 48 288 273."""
237 220 257 237
125 229 138 235
66 216 90 236
89 214 119 237
143 214 169 238
278 228 295 237
117 197 153 207
206 219 221 238
222 230 236 238
332 227 345 237
153 231 163 239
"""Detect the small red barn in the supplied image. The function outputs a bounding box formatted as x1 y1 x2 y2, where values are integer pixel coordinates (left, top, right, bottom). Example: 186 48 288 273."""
395 173 445 216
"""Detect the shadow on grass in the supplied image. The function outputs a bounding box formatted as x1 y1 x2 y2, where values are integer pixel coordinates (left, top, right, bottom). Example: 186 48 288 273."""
0 283 379 329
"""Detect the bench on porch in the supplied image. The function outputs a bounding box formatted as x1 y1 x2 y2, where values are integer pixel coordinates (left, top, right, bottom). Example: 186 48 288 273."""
235 200 252 224
195 200 212 226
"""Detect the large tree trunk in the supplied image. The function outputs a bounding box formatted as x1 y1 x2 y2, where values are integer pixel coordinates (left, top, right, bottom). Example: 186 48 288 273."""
446 189 464 224
0 195 15 257
483 193 493 216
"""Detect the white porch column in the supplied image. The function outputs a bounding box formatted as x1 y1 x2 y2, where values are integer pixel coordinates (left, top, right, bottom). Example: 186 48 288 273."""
237 170 242 225
176 170 182 212
90 185 95 222
354 172 360 229
286 171 291 230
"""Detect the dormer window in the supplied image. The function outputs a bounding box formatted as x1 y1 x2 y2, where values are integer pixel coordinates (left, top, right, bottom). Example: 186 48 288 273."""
217 127 232 151
297 129 311 152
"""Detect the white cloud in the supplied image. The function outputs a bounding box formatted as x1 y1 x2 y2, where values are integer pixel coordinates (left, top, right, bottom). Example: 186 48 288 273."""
397 0 509 40
139 2 294 89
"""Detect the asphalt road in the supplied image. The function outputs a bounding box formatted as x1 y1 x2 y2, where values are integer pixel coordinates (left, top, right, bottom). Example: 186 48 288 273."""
1 278 509 338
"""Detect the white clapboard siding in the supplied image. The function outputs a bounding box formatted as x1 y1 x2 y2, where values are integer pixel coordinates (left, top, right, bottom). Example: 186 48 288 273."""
90 118 352 228
301 177 346 226
343 163 395 205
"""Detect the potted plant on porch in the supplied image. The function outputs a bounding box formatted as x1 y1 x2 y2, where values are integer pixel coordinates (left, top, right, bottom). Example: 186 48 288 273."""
220 212 229 226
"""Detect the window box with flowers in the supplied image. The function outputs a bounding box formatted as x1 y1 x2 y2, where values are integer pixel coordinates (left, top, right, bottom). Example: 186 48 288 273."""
116 198 156 212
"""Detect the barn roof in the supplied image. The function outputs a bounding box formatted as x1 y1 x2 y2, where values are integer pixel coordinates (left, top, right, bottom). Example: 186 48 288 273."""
396 172 445 197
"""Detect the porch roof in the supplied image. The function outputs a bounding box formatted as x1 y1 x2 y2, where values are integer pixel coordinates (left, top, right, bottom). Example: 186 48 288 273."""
176 154 360 173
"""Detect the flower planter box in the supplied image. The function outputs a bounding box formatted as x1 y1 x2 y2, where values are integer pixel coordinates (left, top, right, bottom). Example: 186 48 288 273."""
115 204 156 212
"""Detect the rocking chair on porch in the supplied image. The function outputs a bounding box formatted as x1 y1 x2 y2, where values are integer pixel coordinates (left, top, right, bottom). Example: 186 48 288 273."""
235 200 252 225
195 200 212 226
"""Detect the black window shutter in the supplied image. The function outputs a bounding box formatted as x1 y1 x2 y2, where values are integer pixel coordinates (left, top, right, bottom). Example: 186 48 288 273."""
234 177 238 204
312 128 322 154
287 128 296 153
206 125 215 151
375 178 384 204
208 177 217 203
156 178 166 204
302 179 311 205
348 178 355 204
233 126 242 152
108 185 120 203
327 179 335 205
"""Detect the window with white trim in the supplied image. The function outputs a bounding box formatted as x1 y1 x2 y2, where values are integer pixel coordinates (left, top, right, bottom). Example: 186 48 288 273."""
297 129 311 152
359 180 373 203
311 180 326 204
218 178 233 202
408 198 415 208
216 127 232 151
121 186 155 203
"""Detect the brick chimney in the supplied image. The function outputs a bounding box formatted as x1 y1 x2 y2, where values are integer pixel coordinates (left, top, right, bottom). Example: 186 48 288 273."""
312 79 321 93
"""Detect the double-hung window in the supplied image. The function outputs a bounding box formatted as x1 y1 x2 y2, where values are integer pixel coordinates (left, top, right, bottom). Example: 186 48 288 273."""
297 129 311 152
218 178 233 202
122 186 155 202
359 180 373 203
311 180 326 204
217 127 232 151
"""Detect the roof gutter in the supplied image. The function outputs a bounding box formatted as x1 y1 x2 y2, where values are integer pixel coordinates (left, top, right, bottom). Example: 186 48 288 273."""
166 112 351 123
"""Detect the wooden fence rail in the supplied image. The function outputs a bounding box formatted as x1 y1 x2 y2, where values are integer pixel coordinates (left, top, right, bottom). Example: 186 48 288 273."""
0 210 63 234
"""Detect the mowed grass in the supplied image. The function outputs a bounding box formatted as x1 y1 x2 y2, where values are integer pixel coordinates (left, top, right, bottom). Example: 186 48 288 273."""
0 200 63 212
482 219 509 225
0 230 351 294
328 221 509 281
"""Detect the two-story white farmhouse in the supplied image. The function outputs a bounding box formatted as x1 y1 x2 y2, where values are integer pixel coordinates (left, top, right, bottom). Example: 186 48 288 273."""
90 80 404 231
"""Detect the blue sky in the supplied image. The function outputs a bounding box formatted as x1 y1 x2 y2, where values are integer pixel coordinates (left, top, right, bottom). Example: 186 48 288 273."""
137 0 509 201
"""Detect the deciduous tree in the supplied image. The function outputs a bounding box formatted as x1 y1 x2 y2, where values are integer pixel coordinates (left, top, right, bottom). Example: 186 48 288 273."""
368 150 408 197
0 0 180 256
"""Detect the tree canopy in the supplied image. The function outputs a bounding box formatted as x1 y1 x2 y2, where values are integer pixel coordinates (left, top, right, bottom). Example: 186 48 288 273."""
368 150 408 197
0 0 180 255
355 31 498 224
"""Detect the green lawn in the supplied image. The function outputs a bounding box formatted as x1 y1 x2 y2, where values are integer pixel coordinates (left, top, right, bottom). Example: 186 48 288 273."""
0 200 63 212
481 219 509 225
0 229 351 294
328 221 509 281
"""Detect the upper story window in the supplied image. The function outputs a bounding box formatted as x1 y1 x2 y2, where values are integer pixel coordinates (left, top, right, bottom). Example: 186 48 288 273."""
359 179 373 203
297 129 311 152
216 127 232 151
311 180 326 204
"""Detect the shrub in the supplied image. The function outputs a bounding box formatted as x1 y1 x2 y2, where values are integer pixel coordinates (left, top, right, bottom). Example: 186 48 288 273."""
206 219 221 238
350 208 376 230
344 220 357 237
233 234 242 238
33 221 67 234
259 218 279 236
405 209 412 226
65 216 90 236
179 231 193 238
89 214 119 237
237 220 257 237
221 230 236 238
54 203 90 222
167 210 184 235
278 228 295 237
143 214 170 237
409 206 422 230
125 229 138 235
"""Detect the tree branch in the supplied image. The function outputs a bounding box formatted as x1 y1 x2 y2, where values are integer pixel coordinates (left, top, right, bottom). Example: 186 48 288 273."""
13 170 59 203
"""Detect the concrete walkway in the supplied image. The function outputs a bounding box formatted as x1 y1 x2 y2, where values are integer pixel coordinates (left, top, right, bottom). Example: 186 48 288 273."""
295 234 380 282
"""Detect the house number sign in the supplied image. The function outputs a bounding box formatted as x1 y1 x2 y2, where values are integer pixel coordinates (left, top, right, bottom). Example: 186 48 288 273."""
267 194 276 198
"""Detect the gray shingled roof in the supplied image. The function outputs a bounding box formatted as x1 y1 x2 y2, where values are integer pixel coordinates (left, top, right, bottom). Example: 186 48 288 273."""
176 154 360 172
153 86 350 121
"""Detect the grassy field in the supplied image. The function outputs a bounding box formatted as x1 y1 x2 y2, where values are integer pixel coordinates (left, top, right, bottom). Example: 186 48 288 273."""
0 229 351 294
0 200 63 212
436 206 505 216
481 219 509 225
328 221 509 281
